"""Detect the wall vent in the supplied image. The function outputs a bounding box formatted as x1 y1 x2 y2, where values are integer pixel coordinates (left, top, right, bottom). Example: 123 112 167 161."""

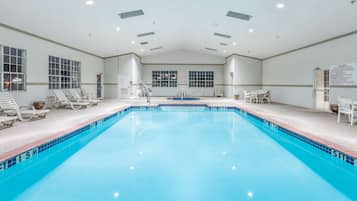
150 46 163 51
118 9 144 19
220 42 228 46
137 32 155 37
205 47 217 52
140 42 149 45
214 32 231 39
226 11 252 21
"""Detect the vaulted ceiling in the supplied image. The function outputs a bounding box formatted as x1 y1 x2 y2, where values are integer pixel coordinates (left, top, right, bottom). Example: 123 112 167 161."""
0 0 356 59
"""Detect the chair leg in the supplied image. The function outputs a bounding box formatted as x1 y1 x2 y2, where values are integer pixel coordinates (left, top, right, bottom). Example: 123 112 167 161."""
351 113 354 126
337 112 341 123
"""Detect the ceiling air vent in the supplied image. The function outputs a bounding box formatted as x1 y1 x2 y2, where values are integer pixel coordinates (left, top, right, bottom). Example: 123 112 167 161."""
226 11 252 21
118 9 144 19
205 47 217 52
220 42 228 46
140 42 149 45
137 32 155 37
150 46 163 51
214 32 231 39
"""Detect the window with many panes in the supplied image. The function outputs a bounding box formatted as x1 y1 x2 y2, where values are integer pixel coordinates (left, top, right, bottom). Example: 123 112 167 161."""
1 46 26 91
188 71 214 88
49 56 81 89
152 71 177 87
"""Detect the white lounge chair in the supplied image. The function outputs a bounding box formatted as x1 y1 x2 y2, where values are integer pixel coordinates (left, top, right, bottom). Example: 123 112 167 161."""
0 92 50 121
66 89 100 106
52 90 89 110
261 90 271 104
243 91 251 103
0 116 17 129
337 97 357 126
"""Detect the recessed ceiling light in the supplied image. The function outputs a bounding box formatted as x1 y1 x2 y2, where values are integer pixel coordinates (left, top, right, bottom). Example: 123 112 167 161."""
223 50 227 53
276 3 285 8
249 28 254 33
248 192 253 198
131 41 136 45
115 27 121 32
232 42 237 46
85 0 95 6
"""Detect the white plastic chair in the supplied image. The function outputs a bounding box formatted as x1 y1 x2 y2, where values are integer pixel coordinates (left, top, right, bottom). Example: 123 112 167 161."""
243 91 251 103
66 89 100 106
0 92 50 121
337 97 357 126
52 90 89 110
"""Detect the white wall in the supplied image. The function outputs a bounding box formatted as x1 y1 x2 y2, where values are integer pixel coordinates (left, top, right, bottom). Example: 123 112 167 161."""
0 25 104 106
262 33 357 108
141 49 225 64
104 54 142 99
143 64 224 97
224 55 263 98
141 50 225 97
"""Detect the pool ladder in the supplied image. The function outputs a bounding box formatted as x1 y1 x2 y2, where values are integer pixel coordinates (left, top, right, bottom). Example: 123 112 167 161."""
142 85 152 104
178 88 186 100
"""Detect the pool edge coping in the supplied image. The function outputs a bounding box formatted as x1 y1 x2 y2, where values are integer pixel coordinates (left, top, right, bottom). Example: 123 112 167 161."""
0 102 356 170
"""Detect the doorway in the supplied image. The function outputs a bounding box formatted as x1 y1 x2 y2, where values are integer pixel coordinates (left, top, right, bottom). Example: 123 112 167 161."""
96 73 103 99
313 68 330 111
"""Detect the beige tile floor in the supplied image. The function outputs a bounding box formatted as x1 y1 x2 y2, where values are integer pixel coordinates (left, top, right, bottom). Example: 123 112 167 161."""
0 97 356 159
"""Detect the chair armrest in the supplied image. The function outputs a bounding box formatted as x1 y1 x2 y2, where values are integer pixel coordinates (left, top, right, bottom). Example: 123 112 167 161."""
19 106 33 110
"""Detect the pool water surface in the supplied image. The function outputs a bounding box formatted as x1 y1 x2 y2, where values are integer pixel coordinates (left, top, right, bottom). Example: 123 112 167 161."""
1 106 357 201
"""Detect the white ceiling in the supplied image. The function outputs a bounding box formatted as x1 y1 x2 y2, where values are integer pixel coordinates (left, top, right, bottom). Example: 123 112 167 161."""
0 0 356 59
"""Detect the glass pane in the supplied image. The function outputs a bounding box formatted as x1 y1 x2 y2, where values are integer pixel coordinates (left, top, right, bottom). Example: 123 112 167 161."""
11 57 16 64
4 64 10 72
4 56 9 63
4 46 10 54
11 65 16 72
11 48 16 56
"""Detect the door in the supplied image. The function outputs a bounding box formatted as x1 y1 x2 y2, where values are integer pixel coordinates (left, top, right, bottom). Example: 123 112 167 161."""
96 73 103 99
313 68 330 111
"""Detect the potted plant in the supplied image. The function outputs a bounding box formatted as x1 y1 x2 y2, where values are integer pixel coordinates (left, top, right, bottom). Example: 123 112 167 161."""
234 91 240 100
33 101 46 110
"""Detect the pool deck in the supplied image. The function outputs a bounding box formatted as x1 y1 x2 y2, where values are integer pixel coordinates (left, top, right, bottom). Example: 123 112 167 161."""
0 97 356 162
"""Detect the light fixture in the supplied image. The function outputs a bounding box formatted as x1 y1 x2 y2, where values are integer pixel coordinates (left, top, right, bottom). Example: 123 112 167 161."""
276 3 285 8
113 192 120 198
232 42 237 46
129 165 135 170
223 50 227 53
115 27 121 32
85 0 95 6
231 165 237 171
248 192 253 198
131 41 136 45
140 49 144 52
249 28 254 33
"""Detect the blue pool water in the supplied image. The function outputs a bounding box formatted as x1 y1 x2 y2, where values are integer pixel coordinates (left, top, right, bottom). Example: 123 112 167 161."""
1 106 357 201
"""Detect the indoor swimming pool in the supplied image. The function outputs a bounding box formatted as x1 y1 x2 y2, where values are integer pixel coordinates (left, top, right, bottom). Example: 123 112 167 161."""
1 106 357 201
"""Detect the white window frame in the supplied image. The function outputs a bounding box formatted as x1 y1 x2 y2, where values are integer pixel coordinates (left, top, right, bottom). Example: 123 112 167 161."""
152 71 177 88
188 71 214 88
0 45 27 91
48 56 81 89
